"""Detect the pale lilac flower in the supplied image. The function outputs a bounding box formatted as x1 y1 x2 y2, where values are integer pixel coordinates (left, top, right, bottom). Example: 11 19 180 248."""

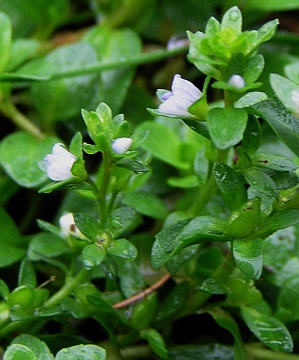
158 74 202 117
228 74 245 89
59 213 84 238
112 137 132 154
44 143 76 181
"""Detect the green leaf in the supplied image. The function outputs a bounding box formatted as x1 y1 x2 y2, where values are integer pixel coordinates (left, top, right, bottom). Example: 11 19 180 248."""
3 344 37 360
232 238 263 280
235 92 267 109
109 206 141 238
140 328 168 359
244 167 278 198
251 153 297 172
156 282 190 322
241 307 293 353
214 163 247 211
28 233 70 261
10 334 54 360
269 74 299 114
81 244 106 270
107 238 137 259
225 198 261 238
0 279 10 300
263 209 299 235
115 158 149 173
137 121 190 170
152 216 229 269
250 98 299 157
0 206 25 267
0 12 11 73
123 191 168 219
5 38 39 72
55 345 106 360
221 6 242 35
0 132 59 188
18 259 37 288
208 108 248 150
209 308 245 360
277 276 299 322
18 42 100 123
130 293 158 330
73 213 101 242
84 27 141 114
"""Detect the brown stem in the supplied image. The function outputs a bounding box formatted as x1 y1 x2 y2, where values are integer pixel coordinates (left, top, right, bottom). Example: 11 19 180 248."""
113 273 171 309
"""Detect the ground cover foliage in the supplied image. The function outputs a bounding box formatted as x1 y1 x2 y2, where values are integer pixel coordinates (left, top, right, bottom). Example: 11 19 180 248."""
2 1 299 359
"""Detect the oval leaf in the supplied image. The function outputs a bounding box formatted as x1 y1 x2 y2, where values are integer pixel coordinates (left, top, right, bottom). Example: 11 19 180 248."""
241 307 293 353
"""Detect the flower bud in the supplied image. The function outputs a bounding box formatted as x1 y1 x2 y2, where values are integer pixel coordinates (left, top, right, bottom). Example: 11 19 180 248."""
112 137 132 154
158 74 202 117
59 213 84 238
44 143 76 181
228 74 245 89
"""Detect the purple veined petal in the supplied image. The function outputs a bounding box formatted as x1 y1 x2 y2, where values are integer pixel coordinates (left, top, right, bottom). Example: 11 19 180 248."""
171 74 202 101
43 143 77 181
161 91 173 101
159 96 193 117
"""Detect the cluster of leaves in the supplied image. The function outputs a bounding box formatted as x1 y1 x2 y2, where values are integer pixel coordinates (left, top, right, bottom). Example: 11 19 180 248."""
2 1 299 360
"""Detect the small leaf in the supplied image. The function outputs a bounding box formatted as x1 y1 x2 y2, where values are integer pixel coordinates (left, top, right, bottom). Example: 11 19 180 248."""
55 345 106 360
140 328 168 359
250 98 299 157
137 121 190 170
10 334 54 360
28 233 70 261
252 153 297 172
209 308 245 360
241 307 293 353
244 167 278 198
232 238 263 280
225 198 261 238
214 163 247 211
123 191 168 219
0 132 59 188
0 12 11 73
81 244 106 270
3 344 37 360
221 6 242 35
18 259 37 288
208 108 248 150
73 213 101 242
107 238 137 259
0 206 25 267
152 216 229 269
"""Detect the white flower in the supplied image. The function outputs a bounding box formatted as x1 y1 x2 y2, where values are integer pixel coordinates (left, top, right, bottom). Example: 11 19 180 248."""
44 143 76 181
228 74 245 89
112 137 132 154
158 74 202 117
59 213 84 238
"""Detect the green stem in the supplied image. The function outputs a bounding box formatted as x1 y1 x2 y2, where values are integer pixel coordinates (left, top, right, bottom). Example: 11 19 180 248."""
188 148 229 216
179 252 236 318
44 268 90 308
0 268 90 338
97 153 114 227
244 344 299 360
46 46 188 80
0 101 45 140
